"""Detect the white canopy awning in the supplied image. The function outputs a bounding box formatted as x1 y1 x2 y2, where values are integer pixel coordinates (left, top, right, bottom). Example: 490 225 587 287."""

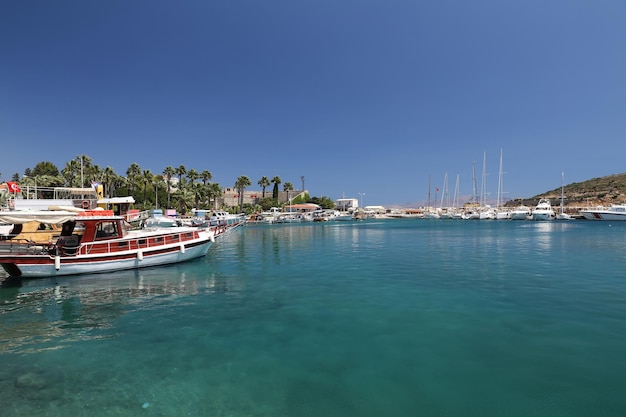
0 211 78 225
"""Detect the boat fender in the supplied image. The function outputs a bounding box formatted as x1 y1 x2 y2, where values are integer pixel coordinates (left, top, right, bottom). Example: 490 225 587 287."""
54 255 61 271
180 244 186 254
210 233 215 243
137 250 143 261
81 200 90 209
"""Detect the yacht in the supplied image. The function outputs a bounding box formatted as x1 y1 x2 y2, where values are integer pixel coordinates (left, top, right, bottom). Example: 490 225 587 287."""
531 199 555 221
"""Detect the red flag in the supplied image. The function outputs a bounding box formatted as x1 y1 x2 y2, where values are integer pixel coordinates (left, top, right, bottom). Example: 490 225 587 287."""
6 182 20 193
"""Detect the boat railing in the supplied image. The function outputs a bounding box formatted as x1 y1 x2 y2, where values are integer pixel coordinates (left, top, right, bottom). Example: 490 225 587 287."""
0 239 50 255
66 229 200 256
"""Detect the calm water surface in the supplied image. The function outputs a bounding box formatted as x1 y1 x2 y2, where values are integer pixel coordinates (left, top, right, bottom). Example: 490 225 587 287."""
1 219 626 416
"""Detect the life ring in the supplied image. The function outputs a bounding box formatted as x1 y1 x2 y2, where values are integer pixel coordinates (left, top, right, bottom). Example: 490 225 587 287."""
81 200 90 209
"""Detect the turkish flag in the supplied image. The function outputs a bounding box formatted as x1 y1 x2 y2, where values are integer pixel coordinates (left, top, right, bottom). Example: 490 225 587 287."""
6 182 21 193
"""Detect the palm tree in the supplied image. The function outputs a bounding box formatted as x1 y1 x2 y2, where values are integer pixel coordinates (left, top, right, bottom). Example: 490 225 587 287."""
175 165 187 185
271 176 282 200
126 163 141 197
234 176 252 213
207 183 222 209
187 169 199 184
142 169 153 207
153 174 165 209
173 186 195 215
163 166 174 208
201 170 212 186
76 154 93 187
258 176 270 198
192 181 206 209
284 182 294 205
103 166 115 198
61 159 80 187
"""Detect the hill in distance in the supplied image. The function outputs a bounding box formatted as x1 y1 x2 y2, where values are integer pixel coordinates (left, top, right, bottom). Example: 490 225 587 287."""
505 173 626 208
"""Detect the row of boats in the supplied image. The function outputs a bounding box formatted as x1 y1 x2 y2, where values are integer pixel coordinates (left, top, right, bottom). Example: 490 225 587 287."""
420 199 626 221
0 208 245 280
418 199 570 221
247 207 377 223
249 199 626 223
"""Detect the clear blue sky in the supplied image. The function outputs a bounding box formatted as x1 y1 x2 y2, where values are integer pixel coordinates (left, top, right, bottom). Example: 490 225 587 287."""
1 1 625 206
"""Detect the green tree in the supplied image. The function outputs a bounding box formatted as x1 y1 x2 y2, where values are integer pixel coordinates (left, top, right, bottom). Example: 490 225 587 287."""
258 176 270 198
191 181 206 209
76 154 93 187
163 166 174 208
153 174 166 209
271 176 282 200
32 161 60 177
175 165 187 184
234 175 252 213
142 169 153 207
207 183 222 209
126 163 141 197
103 166 116 198
61 159 80 187
174 186 195 215
201 170 212 186
187 169 199 184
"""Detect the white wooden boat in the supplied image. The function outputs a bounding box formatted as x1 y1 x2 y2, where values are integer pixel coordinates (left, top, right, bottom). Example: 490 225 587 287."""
0 210 215 278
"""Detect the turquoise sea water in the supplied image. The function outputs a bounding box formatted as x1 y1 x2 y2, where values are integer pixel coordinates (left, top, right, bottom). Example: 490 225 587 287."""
2 219 626 416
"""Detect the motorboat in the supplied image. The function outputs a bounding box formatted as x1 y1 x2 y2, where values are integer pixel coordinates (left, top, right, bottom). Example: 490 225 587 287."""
531 199 555 221
509 205 531 220
0 210 216 278
579 205 626 221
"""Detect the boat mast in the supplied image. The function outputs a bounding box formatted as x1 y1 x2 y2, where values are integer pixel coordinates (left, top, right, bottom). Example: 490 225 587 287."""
427 175 431 210
453 173 460 209
480 151 487 207
440 172 448 209
470 161 478 204
560 171 565 214
497 148 503 208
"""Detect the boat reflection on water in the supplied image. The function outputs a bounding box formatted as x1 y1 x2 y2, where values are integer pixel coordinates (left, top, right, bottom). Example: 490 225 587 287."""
0 264 239 354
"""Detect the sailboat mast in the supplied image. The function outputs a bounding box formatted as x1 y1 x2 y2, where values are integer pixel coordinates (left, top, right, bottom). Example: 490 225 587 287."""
427 175 431 209
561 171 565 213
471 161 478 204
497 148 503 208
480 151 487 207
440 172 448 209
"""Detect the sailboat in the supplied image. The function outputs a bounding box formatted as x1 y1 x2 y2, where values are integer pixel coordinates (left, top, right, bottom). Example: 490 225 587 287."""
556 171 574 220
463 161 480 219
439 172 452 219
479 151 495 220
424 175 439 219
451 174 464 219
495 148 510 220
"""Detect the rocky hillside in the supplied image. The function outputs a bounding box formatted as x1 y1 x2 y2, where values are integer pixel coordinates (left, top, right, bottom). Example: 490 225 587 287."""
505 173 626 207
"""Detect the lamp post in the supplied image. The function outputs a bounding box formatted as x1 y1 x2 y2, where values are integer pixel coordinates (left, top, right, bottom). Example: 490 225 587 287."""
358 192 365 209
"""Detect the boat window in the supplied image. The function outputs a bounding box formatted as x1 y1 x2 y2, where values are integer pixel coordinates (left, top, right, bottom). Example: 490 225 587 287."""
61 221 77 237
96 221 120 239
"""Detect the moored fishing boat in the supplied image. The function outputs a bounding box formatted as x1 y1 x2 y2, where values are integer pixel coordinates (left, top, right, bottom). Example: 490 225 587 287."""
0 210 216 278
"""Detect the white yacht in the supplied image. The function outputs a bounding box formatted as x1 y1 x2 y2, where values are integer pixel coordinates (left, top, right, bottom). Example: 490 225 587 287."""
509 205 531 220
579 204 626 221
531 199 555 221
